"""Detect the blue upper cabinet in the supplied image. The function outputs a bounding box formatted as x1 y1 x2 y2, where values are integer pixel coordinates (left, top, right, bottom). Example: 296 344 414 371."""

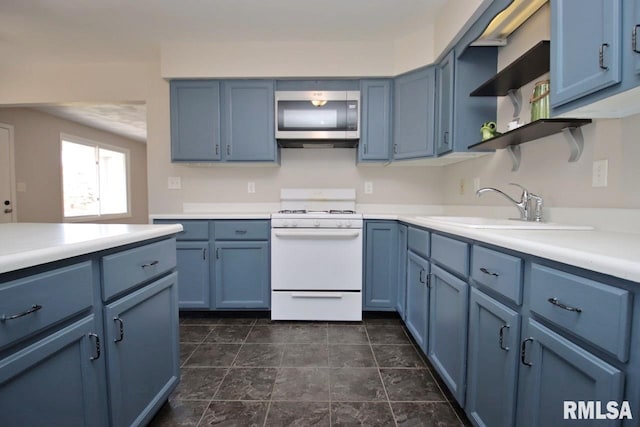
435 51 455 156
551 0 622 107
363 221 398 310
635 0 640 74
170 80 221 161
393 67 436 159
358 79 393 162
221 80 278 162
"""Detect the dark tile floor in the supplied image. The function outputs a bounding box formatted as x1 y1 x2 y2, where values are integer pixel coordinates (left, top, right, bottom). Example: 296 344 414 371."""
149 314 471 427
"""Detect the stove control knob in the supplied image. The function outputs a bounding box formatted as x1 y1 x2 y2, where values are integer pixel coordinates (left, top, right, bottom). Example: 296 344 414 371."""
336 221 344 228
291 221 298 227
314 220 320 227
345 222 352 228
283 220 290 227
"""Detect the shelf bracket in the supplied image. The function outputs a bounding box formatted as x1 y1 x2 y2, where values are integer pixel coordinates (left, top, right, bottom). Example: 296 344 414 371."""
506 145 521 172
562 127 584 162
507 89 522 119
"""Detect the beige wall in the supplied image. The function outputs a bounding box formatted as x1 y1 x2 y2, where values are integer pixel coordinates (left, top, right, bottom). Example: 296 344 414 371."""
0 108 149 223
442 4 640 209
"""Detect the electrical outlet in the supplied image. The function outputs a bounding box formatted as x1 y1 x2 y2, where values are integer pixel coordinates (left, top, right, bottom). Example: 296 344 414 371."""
247 182 256 193
458 178 465 195
364 182 373 194
592 159 608 187
168 176 181 190
473 177 481 193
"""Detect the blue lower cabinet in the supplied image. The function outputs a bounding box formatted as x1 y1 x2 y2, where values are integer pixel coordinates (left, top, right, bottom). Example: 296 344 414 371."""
466 288 520 427
406 250 430 353
428 264 469 405
176 241 210 309
0 315 107 427
517 319 624 427
363 221 398 310
396 224 408 319
214 241 270 309
105 273 180 427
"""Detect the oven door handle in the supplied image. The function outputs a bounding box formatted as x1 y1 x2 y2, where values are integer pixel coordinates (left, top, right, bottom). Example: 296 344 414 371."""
273 230 360 239
290 292 344 299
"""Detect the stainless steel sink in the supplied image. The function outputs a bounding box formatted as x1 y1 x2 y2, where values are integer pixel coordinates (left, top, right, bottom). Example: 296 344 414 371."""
415 216 594 230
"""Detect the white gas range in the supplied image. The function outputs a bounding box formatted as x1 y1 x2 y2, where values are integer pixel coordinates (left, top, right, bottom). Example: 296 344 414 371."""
270 189 363 321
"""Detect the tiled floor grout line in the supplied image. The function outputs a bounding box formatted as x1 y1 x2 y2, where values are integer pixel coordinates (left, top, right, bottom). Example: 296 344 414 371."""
364 324 400 427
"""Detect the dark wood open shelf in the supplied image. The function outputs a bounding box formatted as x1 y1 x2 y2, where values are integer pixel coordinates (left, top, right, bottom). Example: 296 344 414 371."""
468 118 592 151
470 41 550 97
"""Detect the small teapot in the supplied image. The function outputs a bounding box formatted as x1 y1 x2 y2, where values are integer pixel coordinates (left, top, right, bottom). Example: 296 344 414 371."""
480 121 501 140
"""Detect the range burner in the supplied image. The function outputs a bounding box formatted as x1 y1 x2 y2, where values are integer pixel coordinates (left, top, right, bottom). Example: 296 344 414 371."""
277 209 357 215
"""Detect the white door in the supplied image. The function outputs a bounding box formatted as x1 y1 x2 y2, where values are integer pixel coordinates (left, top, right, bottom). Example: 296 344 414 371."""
0 125 15 223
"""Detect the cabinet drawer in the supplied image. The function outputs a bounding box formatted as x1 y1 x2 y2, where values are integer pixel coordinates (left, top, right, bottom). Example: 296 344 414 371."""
0 262 93 350
407 227 430 258
271 291 362 321
431 234 469 277
102 239 177 301
530 264 631 362
214 220 270 240
471 246 523 305
154 220 209 240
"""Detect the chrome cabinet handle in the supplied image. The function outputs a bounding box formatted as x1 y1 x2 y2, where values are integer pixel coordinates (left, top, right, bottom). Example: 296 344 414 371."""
113 317 124 343
633 25 640 53
141 260 159 269
215 144 219 155
443 131 449 146
216 248 220 259
393 144 398 154
599 43 609 70
202 248 207 260
419 269 426 284
234 230 247 235
363 142 368 154
1 304 42 321
521 338 533 367
227 145 231 156
89 333 101 360
499 325 510 351
547 297 582 313
479 267 499 277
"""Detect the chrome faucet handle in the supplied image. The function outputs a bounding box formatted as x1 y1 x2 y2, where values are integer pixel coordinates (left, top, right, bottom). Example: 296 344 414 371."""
508 183 529 202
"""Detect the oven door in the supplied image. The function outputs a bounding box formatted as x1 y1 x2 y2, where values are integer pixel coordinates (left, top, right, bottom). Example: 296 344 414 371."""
271 227 363 291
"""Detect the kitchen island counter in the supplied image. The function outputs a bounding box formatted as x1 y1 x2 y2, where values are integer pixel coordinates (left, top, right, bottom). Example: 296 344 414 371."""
0 222 183 274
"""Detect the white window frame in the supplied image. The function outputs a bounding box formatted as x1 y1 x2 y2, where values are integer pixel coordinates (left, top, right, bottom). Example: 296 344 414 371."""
60 133 132 222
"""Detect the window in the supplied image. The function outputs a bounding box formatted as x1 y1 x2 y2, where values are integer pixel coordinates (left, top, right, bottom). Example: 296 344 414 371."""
61 134 130 220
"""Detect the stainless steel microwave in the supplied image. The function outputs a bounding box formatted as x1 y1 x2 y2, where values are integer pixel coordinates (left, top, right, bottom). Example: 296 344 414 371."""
275 91 360 146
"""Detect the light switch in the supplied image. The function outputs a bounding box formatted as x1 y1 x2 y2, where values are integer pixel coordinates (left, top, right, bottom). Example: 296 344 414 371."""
248 182 256 193
364 182 373 194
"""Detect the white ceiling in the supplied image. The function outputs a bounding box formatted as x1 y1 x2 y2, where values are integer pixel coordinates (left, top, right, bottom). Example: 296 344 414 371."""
1 0 448 141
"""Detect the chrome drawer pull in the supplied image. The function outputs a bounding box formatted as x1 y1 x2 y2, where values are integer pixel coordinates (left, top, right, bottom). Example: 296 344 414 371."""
547 297 582 313
499 324 510 351
141 260 159 269
1 304 42 321
599 43 609 70
479 267 499 277
234 230 248 234
113 317 125 343
521 338 533 367
633 25 640 54
89 333 101 361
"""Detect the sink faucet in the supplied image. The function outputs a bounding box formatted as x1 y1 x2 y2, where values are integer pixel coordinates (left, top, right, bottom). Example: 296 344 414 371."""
476 183 544 222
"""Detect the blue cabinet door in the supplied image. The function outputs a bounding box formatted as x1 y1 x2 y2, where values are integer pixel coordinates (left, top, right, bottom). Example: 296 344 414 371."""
170 80 221 161
363 221 398 310
222 80 277 162
406 250 430 353
359 79 392 162
105 273 180 427
428 264 469 405
551 0 622 107
176 241 210 309
0 315 107 427
635 0 640 74
466 288 520 427
214 241 270 309
517 319 624 427
396 224 408 319
436 51 455 156
393 67 436 159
